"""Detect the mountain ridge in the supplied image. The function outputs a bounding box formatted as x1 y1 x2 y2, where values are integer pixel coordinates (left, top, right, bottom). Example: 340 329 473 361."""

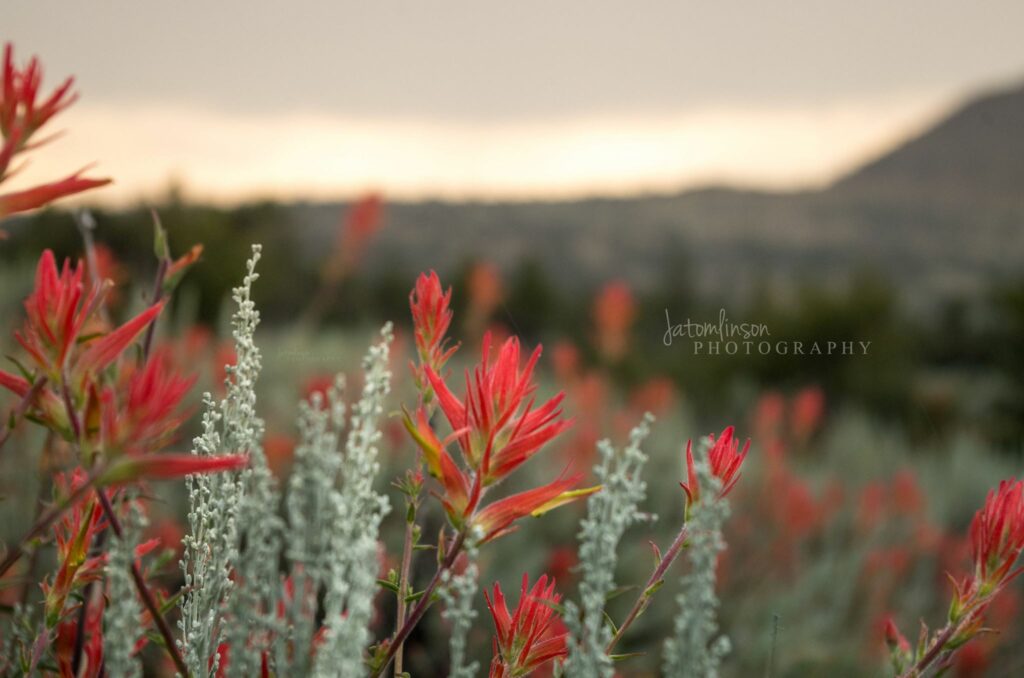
288 81 1024 308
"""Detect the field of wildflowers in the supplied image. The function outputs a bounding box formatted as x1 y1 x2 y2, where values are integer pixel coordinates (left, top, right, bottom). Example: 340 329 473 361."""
1 43 1023 678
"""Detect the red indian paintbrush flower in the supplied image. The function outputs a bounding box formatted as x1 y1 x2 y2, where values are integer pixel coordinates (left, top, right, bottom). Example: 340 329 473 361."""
680 425 749 510
891 477 1024 676
6 250 163 387
970 478 1024 588
96 349 196 457
409 270 458 397
86 350 247 483
0 43 76 143
485 574 568 678
41 470 106 628
405 405 592 542
13 250 98 379
0 44 110 217
404 276 593 543
425 332 573 486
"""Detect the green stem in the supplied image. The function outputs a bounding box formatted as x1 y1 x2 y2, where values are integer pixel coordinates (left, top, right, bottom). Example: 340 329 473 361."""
393 515 416 676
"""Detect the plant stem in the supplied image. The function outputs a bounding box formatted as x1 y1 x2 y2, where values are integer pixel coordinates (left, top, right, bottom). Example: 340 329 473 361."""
95 488 190 677
141 256 168 364
371 529 467 678
897 620 961 678
606 522 689 655
393 517 416 676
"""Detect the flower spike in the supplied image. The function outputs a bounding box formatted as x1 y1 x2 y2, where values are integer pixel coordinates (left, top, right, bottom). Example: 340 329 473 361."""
680 425 749 510
485 574 567 678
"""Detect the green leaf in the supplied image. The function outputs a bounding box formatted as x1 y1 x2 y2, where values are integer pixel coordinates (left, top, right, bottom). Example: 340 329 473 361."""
152 213 169 260
602 611 619 635
605 584 637 602
377 578 400 593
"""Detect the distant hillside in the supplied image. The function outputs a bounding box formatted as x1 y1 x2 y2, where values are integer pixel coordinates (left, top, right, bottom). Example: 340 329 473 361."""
835 82 1024 206
288 82 1024 310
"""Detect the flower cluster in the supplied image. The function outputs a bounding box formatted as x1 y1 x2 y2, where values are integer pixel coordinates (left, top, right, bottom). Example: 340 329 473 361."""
404 273 591 544
485 574 568 678
408 270 458 399
886 478 1024 676
680 425 749 512
0 43 110 222
0 250 245 484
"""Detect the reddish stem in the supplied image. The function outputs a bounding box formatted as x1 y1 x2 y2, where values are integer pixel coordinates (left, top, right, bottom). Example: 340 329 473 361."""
370 529 467 678
393 516 416 676
95 488 189 677
606 522 689 654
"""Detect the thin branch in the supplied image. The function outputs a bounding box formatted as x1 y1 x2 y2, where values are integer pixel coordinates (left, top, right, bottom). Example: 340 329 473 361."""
371 529 467 678
393 516 416 676
606 522 689 655
140 208 175 365
95 488 189 677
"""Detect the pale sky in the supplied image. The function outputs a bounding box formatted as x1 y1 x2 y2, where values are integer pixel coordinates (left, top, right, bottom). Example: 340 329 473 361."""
6 1 1024 203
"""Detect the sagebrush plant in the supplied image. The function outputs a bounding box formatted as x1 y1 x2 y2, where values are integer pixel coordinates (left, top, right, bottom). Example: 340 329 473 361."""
0 41 1022 678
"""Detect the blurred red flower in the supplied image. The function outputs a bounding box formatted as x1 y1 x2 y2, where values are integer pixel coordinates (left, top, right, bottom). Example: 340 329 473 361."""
681 425 749 509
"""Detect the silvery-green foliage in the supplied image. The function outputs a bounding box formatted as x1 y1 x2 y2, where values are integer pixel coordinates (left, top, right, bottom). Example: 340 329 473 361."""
439 542 480 678
103 499 146 678
178 245 264 677
563 414 655 678
663 439 732 678
273 376 347 676
311 324 393 678
224 412 284 678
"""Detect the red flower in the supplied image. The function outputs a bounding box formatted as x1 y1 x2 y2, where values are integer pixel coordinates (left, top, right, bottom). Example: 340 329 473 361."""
426 332 573 486
328 192 383 279
409 270 458 395
54 591 104 678
1 43 76 143
10 250 163 386
58 348 196 467
0 44 110 217
969 478 1024 588
485 574 567 678
680 426 749 510
593 280 635 360
14 250 98 379
883 616 910 654
790 386 825 441
405 275 592 543
42 470 107 628
468 262 503 319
